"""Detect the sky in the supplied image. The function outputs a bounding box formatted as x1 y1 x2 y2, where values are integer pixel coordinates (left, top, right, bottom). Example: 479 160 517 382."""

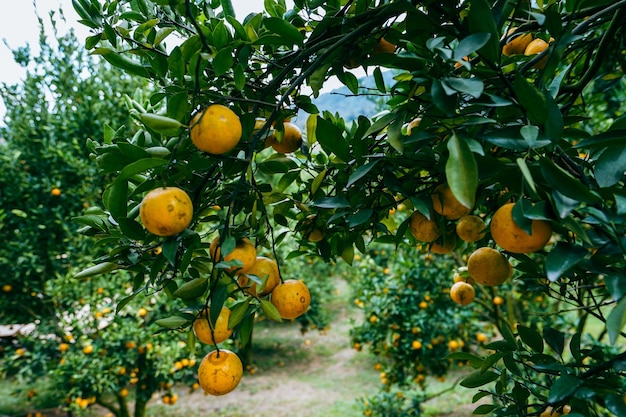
0 0 330 119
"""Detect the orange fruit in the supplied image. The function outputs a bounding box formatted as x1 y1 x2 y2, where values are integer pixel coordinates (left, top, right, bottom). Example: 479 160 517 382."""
270 279 311 320
493 295 505 305
467 247 512 286
448 340 460 350
2 284 12 292
265 122 303 154
431 183 472 220
409 211 441 243
238 256 281 297
502 28 533 56
490 203 552 253
453 266 475 285
372 37 396 54
82 344 94 354
138 307 148 317
193 306 233 345
119 388 128 398
450 281 475 305
209 237 257 274
430 233 457 254
306 228 324 242
540 405 571 417
456 215 487 243
197 349 243 396
476 332 488 343
412 340 422 350
524 38 549 69
59 343 69 352
139 187 193 237
190 104 242 155
51 187 62 196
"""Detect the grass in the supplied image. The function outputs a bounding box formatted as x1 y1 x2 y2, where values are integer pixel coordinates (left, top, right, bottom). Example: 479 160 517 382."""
0 376 65 416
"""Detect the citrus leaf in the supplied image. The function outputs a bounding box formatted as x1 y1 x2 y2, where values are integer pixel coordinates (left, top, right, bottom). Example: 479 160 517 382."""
517 325 544 353
263 17 303 47
548 374 582 403
347 161 380 188
115 158 168 183
155 316 189 330
460 370 499 388
74 262 119 280
516 158 537 194
260 299 282 322
172 277 208 299
139 113 183 136
467 0 499 62
454 33 491 60
539 157 601 204
446 133 478 209
545 242 587 282
103 180 128 221
513 75 548 125
607 296 626 346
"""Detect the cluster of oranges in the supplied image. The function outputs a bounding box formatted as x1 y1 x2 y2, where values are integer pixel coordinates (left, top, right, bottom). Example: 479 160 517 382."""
408 182 552 307
502 27 553 69
136 104 311 396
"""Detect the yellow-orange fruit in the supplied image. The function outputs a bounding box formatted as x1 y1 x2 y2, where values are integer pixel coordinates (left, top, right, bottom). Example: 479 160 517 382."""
209 237 257 274
502 28 533 56
190 104 242 155
431 183 472 220
265 122 303 154
271 279 311 320
490 203 552 253
449 281 475 305
467 247 512 286
456 215 487 243
193 306 233 345
197 349 243 396
524 38 549 69
238 256 280 297
139 187 193 237
409 211 441 243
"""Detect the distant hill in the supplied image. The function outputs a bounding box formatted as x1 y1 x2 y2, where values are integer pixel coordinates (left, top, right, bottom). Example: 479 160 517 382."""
295 69 397 126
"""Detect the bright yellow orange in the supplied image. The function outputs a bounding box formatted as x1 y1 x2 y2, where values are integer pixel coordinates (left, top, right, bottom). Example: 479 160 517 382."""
2 284 12 292
270 279 311 320
82 344 94 355
412 340 422 350
265 122 303 154
190 104 242 155
138 307 148 317
238 256 280 297
493 295 505 305
405 117 421 135
490 203 552 253
456 215 487 242
449 281 475 305
467 247 512 286
51 187 62 196
409 211 441 243
59 343 69 352
139 187 193 237
197 349 243 396
540 405 571 417
502 28 533 56
193 306 234 345
372 37 396 54
209 236 257 274
432 183 472 220
476 332 488 343
524 38 549 69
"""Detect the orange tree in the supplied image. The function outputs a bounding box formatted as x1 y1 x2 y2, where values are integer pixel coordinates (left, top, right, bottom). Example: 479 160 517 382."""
72 0 626 415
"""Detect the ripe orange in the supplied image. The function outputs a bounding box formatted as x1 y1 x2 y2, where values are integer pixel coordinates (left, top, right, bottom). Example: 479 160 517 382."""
59 343 69 352
197 349 243 396
270 279 311 320
493 295 505 305
372 37 396 54
193 306 234 345
306 228 324 243
119 388 129 398
138 307 148 317
476 332 488 343
405 117 421 135
209 236 257 274
524 38 549 69
82 344 94 354
265 122 303 154
467 247 512 286
139 187 193 237
448 340 460 350
502 28 533 56
238 256 281 297
430 233 457 254
412 340 422 350
449 281 475 305
490 203 552 253
540 405 571 417
455 215 487 243
453 266 475 285
2 284 12 292
51 187 62 196
189 104 242 155
432 183 472 220
409 211 441 243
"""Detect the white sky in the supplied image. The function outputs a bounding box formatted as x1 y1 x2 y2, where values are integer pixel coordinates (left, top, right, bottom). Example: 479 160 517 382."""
0 1 350 119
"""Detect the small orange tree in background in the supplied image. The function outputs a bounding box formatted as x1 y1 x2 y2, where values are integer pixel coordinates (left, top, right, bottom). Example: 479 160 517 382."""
68 0 626 416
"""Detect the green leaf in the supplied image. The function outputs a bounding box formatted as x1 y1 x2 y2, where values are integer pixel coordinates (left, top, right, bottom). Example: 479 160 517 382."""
118 218 146 241
594 145 626 188
606 394 626 416
220 0 236 18
605 273 626 302
454 33 491 60
313 197 351 209
539 157 601 204
517 325 544 353
347 161 380 189
548 374 582 403
545 242 587 282
445 352 484 368
213 47 234 76
446 133 478 209
348 209 373 228
543 327 565 356
93 48 151 78
228 299 250 329
460 370 499 388
139 113 183 136
442 77 484 99
260 299 282 322
311 168 326 196
337 71 359 95
387 116 404 153
115 158 168 183
516 158 537 194
155 315 189 329
513 75 548 125
263 17 303 47
467 0 499 62
74 262 119 280
103 180 128 221
607 296 626 345
473 404 497 415
316 117 350 161
173 278 208 299
431 79 457 116
373 67 386 93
